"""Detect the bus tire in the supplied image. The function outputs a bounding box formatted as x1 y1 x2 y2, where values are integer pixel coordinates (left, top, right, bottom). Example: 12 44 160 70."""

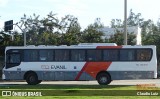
97 73 111 85
26 73 39 85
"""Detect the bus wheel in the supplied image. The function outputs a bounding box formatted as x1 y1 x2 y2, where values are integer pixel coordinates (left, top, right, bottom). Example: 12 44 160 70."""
26 73 39 85
97 73 111 85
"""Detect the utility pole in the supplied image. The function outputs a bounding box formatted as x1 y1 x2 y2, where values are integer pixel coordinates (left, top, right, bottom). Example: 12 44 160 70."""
24 29 26 46
124 0 127 45
4 20 26 46
15 23 26 46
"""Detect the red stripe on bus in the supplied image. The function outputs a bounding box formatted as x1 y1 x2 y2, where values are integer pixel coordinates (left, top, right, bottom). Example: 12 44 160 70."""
96 46 122 49
75 62 89 80
75 62 112 80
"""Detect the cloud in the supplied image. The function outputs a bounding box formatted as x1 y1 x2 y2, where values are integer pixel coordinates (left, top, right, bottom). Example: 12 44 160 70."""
0 0 8 7
128 0 160 21
57 0 89 17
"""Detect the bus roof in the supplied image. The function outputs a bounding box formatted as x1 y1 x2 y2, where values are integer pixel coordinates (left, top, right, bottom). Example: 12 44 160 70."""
5 43 156 51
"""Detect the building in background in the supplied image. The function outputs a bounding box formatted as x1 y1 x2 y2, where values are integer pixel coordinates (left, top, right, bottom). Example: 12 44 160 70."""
99 26 141 45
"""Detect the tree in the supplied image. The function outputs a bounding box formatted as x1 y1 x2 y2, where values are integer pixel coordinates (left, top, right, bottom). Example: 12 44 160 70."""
141 19 153 37
110 19 123 28
19 12 60 45
0 32 4 44
81 18 104 43
0 31 12 46
20 13 42 45
11 31 23 46
110 9 143 45
41 11 60 33
127 9 144 27
19 13 83 45
59 17 81 45
109 31 124 45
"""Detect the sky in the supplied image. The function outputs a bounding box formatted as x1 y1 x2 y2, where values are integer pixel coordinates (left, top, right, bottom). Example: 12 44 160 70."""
0 0 160 30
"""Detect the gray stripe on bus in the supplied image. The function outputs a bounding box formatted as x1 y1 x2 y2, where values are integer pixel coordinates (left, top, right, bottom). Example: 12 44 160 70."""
3 71 154 81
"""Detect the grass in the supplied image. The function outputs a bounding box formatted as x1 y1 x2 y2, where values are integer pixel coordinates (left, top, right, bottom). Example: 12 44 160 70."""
0 84 160 98
0 85 137 90
1 96 160 99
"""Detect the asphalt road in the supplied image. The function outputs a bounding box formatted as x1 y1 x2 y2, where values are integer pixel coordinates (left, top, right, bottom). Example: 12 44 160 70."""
0 79 160 87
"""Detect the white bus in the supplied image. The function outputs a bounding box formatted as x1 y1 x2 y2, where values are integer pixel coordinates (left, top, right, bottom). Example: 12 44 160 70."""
2 43 157 85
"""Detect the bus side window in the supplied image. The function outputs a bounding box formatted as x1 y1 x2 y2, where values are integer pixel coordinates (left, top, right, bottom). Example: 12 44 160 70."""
24 50 38 62
55 50 69 61
87 50 102 61
120 50 135 61
39 50 54 61
137 49 152 61
71 50 85 61
103 50 119 61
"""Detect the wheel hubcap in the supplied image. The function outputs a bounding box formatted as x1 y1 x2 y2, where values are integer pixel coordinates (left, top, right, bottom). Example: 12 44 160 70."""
100 76 107 83
30 76 35 82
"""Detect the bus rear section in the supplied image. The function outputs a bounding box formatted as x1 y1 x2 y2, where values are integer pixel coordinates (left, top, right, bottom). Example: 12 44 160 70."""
2 44 157 85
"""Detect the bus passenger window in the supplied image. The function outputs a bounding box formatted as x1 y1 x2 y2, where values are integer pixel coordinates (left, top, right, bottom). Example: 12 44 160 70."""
24 50 38 61
71 50 85 61
55 50 69 61
137 49 152 61
87 50 102 61
39 50 53 61
103 50 119 61
120 50 135 61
